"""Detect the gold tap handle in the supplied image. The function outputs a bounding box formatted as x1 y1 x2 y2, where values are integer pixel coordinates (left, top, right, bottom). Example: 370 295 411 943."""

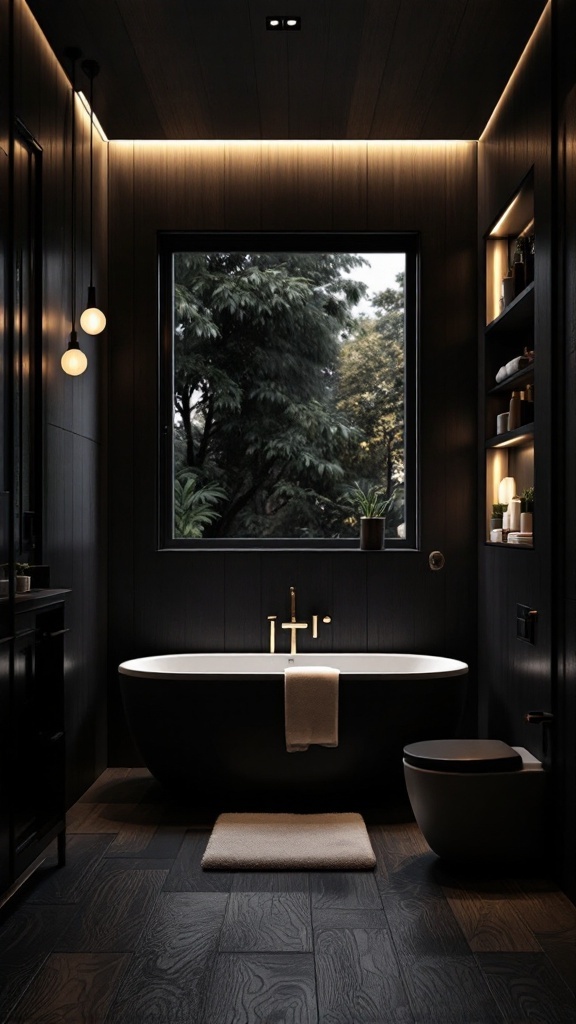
312 614 331 639
267 615 277 654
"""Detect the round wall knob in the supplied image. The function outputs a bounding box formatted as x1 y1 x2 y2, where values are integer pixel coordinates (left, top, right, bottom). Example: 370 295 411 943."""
429 551 445 571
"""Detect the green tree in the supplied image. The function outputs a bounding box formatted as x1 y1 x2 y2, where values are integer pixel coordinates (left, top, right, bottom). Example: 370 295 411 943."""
336 274 405 531
172 251 366 537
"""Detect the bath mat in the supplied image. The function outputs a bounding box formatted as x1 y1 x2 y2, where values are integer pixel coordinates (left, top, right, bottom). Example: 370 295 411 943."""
201 812 376 870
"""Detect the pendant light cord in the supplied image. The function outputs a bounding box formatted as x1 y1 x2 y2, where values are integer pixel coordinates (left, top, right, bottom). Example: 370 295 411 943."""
88 68 94 289
69 51 79 333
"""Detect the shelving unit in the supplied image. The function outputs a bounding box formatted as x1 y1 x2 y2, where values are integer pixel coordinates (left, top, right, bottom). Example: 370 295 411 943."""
483 171 535 546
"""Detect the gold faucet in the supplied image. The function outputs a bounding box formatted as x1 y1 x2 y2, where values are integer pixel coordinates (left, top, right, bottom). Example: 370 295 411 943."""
281 585 308 655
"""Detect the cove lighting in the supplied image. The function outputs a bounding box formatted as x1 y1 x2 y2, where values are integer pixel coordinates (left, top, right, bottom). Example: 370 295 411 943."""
266 15 301 30
77 91 108 142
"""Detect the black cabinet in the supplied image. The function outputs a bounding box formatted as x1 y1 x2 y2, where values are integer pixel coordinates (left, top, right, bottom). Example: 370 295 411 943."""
1 591 68 903
0 638 10 893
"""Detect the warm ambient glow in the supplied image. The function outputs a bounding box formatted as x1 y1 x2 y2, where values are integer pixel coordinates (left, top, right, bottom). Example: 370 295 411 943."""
80 305 107 335
490 194 520 237
481 2 550 139
498 476 517 504
77 91 108 141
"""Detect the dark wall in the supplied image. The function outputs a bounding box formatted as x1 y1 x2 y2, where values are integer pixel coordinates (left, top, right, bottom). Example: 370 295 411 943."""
478 3 576 895
10 0 108 802
478 8 552 758
107 140 479 762
555 0 576 902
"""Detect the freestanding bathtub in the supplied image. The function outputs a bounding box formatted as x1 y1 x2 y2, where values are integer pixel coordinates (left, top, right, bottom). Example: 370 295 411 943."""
118 653 469 810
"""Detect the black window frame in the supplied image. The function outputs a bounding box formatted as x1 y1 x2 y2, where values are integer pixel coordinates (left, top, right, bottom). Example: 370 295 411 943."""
158 231 419 550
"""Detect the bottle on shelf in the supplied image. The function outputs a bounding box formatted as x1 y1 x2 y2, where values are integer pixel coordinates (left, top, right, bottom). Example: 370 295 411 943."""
509 497 521 532
512 238 525 297
507 389 533 431
508 390 521 430
525 235 535 285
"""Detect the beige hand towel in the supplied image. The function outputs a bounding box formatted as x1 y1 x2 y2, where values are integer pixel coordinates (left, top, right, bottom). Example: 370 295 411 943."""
284 665 339 752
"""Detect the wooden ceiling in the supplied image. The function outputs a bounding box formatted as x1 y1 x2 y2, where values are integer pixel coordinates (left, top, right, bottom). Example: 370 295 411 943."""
27 0 548 141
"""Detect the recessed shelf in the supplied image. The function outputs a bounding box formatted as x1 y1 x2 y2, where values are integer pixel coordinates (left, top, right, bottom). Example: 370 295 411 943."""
488 364 534 395
485 423 534 449
485 282 534 337
485 541 533 549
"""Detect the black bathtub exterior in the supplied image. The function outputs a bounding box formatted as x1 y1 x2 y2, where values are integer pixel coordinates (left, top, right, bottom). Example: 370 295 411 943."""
119 671 467 811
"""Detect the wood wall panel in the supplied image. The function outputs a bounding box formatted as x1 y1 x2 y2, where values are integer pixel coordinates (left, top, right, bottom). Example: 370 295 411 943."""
556 0 576 901
9 0 108 803
477 3 576 895
107 139 478 769
477 8 552 761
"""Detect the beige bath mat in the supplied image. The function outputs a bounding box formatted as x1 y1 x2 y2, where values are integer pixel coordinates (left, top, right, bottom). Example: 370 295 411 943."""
201 811 376 870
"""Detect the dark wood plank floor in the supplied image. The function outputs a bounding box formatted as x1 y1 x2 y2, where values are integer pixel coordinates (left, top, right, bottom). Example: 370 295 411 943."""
1 767 575 1023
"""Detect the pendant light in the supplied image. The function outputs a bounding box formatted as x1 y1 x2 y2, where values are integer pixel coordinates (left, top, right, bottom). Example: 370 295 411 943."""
79 59 106 335
62 47 88 376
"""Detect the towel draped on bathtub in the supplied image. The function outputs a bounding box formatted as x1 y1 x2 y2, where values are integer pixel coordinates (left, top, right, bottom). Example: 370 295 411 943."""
284 665 339 752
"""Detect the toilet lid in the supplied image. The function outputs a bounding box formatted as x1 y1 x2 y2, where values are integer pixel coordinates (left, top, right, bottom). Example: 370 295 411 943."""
403 739 523 773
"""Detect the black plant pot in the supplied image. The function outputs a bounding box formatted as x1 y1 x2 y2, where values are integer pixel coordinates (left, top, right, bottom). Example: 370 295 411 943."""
360 517 385 550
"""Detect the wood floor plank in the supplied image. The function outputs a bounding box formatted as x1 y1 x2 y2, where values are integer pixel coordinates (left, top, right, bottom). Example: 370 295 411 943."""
231 869 309 893
442 883 543 952
27 835 113 905
163 830 234 892
537 934 576 997
66 803 140 836
399 953 503 1023
52 863 167 952
312 908 389 930
105 892 228 1024
380 860 470 958
0 905 76 963
219 892 312 952
369 823 431 881
75 767 133 802
315 924 412 1023
201 952 317 1024
310 870 381 910
514 887 576 935
5 951 130 1022
0 957 48 1022
477 951 576 1024
103 802 165 855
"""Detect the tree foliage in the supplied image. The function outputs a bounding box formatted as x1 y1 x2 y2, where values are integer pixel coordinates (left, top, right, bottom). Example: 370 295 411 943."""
172 252 405 538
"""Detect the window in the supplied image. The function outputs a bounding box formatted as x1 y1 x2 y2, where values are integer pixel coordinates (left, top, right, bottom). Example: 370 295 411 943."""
159 232 418 548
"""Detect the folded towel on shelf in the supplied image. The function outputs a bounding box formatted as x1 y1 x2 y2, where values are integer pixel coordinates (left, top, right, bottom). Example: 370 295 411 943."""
507 532 533 545
495 355 531 383
284 665 339 752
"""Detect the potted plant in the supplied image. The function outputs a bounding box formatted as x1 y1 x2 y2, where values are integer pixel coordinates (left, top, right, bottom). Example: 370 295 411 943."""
491 503 506 530
15 563 31 593
521 487 534 514
344 483 396 550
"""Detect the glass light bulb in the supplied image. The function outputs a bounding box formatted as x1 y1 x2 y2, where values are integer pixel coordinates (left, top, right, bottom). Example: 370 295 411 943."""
61 346 88 375
80 306 106 335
